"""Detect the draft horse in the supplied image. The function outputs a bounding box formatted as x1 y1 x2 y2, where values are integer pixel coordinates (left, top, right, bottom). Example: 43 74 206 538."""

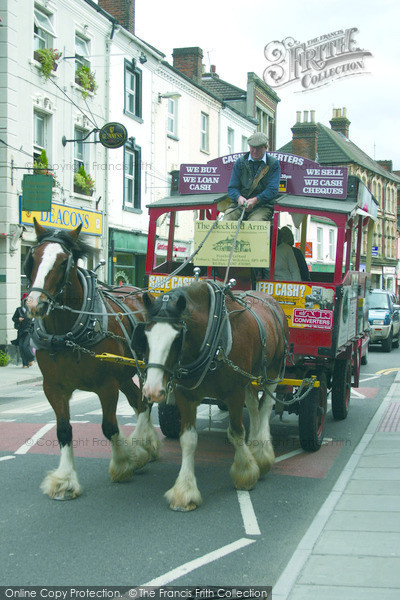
25 219 159 499
136 280 289 510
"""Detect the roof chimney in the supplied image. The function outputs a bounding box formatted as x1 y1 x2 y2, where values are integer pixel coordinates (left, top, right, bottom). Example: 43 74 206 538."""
291 110 318 161
173 47 203 85
98 0 135 35
329 107 351 138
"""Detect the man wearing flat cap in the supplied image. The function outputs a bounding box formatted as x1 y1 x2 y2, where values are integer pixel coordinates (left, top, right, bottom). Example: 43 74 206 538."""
223 132 281 221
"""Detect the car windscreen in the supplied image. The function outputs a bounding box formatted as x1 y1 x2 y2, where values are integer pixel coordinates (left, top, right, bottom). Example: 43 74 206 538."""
368 293 389 309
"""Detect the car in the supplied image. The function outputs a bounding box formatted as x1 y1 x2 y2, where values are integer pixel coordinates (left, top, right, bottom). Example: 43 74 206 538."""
367 289 400 352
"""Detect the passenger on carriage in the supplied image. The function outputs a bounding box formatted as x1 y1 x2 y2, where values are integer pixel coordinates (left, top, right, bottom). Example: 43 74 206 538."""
223 132 281 222
278 226 311 281
274 228 301 282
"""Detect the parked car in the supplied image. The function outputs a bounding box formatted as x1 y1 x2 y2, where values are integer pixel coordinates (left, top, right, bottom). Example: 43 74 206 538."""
367 289 400 352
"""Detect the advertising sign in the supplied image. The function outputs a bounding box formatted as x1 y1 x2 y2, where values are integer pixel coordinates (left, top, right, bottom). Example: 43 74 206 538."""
257 281 335 330
194 221 270 268
20 203 103 236
179 152 348 199
99 122 128 149
148 274 196 295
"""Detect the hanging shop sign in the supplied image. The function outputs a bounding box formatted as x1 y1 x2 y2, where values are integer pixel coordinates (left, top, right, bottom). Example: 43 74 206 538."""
22 174 53 211
20 202 103 236
99 122 128 149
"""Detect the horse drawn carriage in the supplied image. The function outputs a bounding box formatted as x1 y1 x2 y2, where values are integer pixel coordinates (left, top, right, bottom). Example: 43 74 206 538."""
144 156 376 453
23 152 376 509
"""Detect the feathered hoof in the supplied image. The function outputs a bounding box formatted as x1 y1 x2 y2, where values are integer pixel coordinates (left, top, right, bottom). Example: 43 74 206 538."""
230 459 260 491
109 445 149 482
251 440 275 476
40 470 82 500
164 484 202 512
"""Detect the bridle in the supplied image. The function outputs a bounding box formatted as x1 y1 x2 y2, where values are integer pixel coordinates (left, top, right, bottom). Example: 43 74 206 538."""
133 295 188 375
24 236 75 308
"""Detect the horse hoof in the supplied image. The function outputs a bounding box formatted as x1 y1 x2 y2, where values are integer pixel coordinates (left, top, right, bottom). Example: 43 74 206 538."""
53 490 78 501
169 502 198 512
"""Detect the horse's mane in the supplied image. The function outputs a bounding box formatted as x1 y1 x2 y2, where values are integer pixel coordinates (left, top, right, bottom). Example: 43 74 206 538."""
36 228 94 261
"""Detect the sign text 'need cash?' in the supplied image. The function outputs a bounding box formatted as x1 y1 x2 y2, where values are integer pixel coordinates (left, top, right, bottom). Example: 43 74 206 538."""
179 153 347 198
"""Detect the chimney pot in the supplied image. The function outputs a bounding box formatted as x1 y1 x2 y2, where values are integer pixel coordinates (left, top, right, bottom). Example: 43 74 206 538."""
296 110 302 123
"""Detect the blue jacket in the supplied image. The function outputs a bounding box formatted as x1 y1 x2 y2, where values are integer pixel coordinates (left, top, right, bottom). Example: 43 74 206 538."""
227 152 281 208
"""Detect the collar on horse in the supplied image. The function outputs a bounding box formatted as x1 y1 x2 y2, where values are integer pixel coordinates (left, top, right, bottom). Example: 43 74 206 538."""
31 268 109 352
143 281 233 389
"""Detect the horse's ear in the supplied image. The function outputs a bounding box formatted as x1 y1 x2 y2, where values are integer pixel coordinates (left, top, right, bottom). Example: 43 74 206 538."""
68 223 83 241
143 292 154 311
33 217 46 239
176 294 186 314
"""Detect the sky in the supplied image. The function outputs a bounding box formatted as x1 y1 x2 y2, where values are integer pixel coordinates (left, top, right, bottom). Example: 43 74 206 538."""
135 0 400 170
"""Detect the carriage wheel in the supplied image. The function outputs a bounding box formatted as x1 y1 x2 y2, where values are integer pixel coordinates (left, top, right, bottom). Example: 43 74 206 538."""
331 358 351 420
158 402 181 439
298 373 327 452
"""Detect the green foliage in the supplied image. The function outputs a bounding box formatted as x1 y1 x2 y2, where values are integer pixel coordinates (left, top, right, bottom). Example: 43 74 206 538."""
75 65 98 99
74 165 95 194
0 349 11 367
36 48 62 80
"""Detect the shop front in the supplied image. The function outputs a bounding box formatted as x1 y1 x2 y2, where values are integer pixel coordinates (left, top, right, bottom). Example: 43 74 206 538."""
109 228 148 287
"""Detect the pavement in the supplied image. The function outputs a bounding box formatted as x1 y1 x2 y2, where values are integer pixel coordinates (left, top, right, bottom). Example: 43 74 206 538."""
1 362 400 597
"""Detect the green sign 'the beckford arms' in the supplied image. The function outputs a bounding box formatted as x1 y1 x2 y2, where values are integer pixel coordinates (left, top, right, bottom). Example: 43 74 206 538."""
22 174 53 212
99 122 128 149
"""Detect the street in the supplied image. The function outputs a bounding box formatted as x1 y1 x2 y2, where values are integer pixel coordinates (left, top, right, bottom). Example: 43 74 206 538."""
0 343 398 588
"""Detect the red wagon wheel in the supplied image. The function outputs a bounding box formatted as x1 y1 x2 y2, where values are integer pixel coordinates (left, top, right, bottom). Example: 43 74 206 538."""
298 372 327 452
331 358 351 420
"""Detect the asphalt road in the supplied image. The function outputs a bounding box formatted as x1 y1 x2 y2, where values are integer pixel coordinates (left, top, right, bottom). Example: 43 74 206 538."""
0 343 398 589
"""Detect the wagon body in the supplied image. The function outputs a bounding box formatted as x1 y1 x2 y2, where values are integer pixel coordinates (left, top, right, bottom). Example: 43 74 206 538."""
144 159 377 451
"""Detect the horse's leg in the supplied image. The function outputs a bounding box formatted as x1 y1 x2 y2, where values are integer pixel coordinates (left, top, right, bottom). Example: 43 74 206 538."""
164 396 202 511
99 380 149 482
227 389 260 490
247 384 276 475
245 385 260 443
120 379 160 462
40 383 82 499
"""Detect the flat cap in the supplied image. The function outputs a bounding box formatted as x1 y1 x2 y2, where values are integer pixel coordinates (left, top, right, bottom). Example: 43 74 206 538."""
247 132 269 147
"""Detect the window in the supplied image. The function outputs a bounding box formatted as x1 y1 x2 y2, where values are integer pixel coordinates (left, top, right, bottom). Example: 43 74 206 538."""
316 227 323 260
124 60 142 119
123 139 141 211
34 8 56 51
167 98 177 137
328 229 335 260
75 34 90 72
200 112 209 152
74 129 88 173
33 112 46 161
241 136 247 151
227 128 234 154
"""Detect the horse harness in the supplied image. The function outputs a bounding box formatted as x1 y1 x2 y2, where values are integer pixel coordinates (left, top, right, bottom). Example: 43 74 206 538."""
26 236 140 356
141 281 286 394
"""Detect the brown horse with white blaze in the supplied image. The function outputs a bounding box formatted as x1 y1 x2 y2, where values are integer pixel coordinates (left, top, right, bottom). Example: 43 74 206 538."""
25 219 159 499
136 280 289 511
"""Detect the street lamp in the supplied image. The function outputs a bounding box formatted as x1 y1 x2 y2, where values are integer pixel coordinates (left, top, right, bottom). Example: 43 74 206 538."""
158 92 181 103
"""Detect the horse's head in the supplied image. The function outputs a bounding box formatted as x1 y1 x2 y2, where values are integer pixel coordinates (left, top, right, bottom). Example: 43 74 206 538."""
135 290 187 403
25 218 85 318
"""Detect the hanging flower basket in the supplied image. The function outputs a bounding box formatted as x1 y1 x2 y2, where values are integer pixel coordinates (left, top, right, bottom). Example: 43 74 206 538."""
34 48 62 80
74 166 95 196
75 65 98 99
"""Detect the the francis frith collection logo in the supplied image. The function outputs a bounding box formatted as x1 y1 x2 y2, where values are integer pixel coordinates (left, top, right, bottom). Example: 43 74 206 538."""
263 27 372 92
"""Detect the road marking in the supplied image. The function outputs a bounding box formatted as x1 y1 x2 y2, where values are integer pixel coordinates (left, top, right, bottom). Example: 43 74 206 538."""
275 449 303 463
237 491 261 535
350 388 366 399
14 423 55 455
0 456 16 462
142 537 255 586
377 367 400 375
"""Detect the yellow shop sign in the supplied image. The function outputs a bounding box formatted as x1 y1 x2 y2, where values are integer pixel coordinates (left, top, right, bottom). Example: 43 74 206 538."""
20 203 103 236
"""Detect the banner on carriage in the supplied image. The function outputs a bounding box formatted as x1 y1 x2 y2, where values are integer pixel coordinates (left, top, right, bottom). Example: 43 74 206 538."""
194 221 270 267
